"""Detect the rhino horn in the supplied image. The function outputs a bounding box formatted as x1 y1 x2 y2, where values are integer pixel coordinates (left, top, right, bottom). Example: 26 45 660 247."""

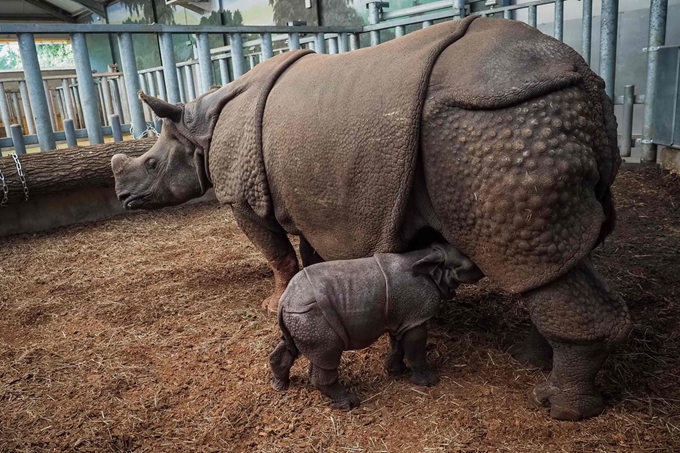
138 91 182 122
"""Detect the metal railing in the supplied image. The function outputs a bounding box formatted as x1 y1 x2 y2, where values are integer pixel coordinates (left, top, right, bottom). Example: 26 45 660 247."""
0 0 671 162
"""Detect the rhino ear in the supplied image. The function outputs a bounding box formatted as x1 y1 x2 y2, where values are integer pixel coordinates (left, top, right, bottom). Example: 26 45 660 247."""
412 246 460 299
138 91 182 122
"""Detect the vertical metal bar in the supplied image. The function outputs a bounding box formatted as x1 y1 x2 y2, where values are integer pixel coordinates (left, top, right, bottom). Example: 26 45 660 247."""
63 118 77 147
395 26 405 38
61 78 75 122
554 0 564 41
328 37 338 54
116 76 130 125
184 65 196 101
139 74 151 120
10 124 26 155
218 57 230 85
71 32 104 145
18 81 36 135
145 72 157 100
503 9 511 20
110 114 123 142
620 85 635 157
528 5 537 28
55 88 66 130
97 81 106 125
117 32 147 138
230 33 245 79
155 70 167 101
248 54 256 70
455 0 467 18
44 81 57 130
159 32 181 104
261 33 274 61
315 33 326 53
368 2 380 46
0 83 11 138
641 0 668 163
110 79 124 122
288 32 300 51
177 68 186 103
17 33 56 150
582 0 593 64
422 20 432 28
101 76 114 125
71 83 84 129
10 93 22 128
599 0 619 100
349 33 359 51
197 33 214 93
338 33 348 52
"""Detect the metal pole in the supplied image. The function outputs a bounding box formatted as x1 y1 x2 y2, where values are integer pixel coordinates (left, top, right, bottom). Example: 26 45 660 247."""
184 65 196 101
139 74 151 120
55 88 66 130
582 0 593 65
44 80 57 130
145 72 157 98
110 114 123 142
10 124 26 155
0 83 11 138
368 2 380 46
159 32 181 104
61 78 75 122
17 33 55 150
117 32 147 138
315 33 326 53
528 5 537 28
503 10 511 20
554 0 564 41
218 58 230 85
110 79 124 122
230 33 245 79
395 26 405 38
116 76 130 125
455 0 467 18
10 93 21 127
328 37 338 54
71 32 104 145
71 81 84 129
63 118 77 147
18 81 36 135
621 85 635 157
641 0 668 163
261 33 273 61
288 32 300 51
422 21 433 28
155 70 167 101
338 33 348 52
599 0 619 100
101 76 114 125
349 33 359 51
177 68 186 103
197 33 214 93
248 54 256 70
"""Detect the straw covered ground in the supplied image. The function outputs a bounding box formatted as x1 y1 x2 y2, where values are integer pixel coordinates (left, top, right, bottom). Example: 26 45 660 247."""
1 167 679 452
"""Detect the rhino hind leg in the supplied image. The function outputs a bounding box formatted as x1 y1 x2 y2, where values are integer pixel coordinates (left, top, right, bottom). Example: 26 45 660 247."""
385 334 407 375
232 207 299 312
309 363 360 411
508 324 553 370
270 340 298 391
299 236 324 268
402 324 439 387
524 259 631 420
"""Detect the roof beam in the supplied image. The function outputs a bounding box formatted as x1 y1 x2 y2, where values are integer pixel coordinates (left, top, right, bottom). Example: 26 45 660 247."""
0 13 60 21
21 0 77 23
69 0 107 18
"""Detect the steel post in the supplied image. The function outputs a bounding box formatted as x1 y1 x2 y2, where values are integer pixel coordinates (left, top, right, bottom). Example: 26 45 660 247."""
159 32 181 104
10 124 26 155
44 80 57 130
177 68 186 103
116 76 130 125
117 32 147 139
349 33 359 51
328 37 338 54
368 2 380 46
528 5 537 28
197 33 214 93
101 76 114 125
395 25 405 37
110 114 123 142
218 57 230 85
455 0 467 18
71 81 84 129
71 32 104 144
230 33 245 78
582 0 593 64
139 74 151 121
599 0 619 100
184 65 196 100
0 83 11 138
61 78 75 122
261 33 273 60
155 70 167 101
620 85 635 157
503 9 511 20
338 33 348 52
315 33 326 53
145 72 157 98
248 54 256 69
63 118 77 147
554 0 564 41
10 93 21 127
422 20 432 28
288 32 300 51
641 0 668 163
110 79 124 121
18 81 36 135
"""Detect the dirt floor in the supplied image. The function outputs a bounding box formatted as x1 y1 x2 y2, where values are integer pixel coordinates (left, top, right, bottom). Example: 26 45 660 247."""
1 167 679 453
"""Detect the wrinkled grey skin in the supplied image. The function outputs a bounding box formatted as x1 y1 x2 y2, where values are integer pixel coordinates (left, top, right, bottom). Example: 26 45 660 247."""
270 243 483 410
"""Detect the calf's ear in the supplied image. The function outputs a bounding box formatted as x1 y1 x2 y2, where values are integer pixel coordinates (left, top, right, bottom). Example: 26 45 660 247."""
412 246 460 299
139 91 183 122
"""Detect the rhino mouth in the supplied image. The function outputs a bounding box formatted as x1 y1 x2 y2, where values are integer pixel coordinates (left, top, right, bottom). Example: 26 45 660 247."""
120 193 151 210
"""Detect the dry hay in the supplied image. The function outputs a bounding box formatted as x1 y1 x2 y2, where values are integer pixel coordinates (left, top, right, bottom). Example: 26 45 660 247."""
1 167 679 452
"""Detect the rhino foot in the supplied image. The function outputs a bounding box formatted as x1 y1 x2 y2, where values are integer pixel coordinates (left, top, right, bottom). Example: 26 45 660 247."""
410 370 439 387
529 380 604 421
262 292 282 313
271 377 290 391
330 393 361 411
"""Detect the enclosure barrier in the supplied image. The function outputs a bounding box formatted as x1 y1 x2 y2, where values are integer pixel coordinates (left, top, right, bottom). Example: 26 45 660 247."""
0 0 671 163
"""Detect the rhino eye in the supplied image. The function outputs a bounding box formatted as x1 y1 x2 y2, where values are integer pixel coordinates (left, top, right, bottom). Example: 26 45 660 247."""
146 158 158 170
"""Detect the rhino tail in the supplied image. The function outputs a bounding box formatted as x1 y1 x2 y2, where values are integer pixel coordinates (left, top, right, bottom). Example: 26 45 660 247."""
278 305 300 359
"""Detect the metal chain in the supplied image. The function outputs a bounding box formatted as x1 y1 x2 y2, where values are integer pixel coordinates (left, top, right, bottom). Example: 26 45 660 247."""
0 167 8 207
130 124 159 140
11 153 29 201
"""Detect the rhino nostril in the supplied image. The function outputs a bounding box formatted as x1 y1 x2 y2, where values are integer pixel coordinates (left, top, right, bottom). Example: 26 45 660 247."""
118 191 131 202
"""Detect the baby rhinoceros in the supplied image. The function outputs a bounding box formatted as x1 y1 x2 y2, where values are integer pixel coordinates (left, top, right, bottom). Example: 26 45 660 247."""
269 243 483 410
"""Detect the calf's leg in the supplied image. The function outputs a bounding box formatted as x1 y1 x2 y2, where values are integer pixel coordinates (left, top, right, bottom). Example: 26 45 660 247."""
401 324 439 386
232 207 299 312
269 340 298 391
385 334 406 375
309 363 360 411
524 258 631 421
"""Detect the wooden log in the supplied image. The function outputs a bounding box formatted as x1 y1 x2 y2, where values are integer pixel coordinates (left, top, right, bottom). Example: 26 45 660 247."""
0 138 156 205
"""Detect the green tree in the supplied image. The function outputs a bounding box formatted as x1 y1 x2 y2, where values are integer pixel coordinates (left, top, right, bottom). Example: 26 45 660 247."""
0 45 21 70
269 0 318 25
320 0 363 26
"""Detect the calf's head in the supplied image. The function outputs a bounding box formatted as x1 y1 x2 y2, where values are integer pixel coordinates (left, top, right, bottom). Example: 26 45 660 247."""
112 91 220 210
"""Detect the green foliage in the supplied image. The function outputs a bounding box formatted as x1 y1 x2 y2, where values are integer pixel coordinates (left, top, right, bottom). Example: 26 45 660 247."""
0 42 74 70
269 0 318 25
0 45 20 70
268 0 363 26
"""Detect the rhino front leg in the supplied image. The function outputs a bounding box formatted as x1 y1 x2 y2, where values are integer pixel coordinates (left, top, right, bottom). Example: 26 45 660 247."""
402 324 439 387
524 259 631 420
508 324 553 370
232 207 299 312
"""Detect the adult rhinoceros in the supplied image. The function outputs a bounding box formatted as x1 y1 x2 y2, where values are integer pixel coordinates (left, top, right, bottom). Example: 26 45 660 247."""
111 16 630 421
